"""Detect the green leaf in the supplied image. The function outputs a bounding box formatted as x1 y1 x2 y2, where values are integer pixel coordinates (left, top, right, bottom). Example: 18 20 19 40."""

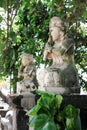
64 105 77 118
36 90 55 111
64 105 81 130
29 114 57 130
43 120 57 130
26 105 41 116
55 95 63 109
66 117 74 130
37 96 50 109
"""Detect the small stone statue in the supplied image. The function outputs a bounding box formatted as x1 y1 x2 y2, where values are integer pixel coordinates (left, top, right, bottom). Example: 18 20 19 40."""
17 53 38 93
37 16 80 94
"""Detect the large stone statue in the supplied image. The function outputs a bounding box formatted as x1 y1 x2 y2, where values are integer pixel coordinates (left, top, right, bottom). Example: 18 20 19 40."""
17 53 38 94
37 16 80 94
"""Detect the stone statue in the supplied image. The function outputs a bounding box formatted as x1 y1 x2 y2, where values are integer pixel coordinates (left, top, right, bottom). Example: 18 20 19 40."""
17 53 38 93
37 16 80 94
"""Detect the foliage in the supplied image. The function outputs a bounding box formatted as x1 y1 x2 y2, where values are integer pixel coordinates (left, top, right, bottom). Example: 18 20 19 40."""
0 0 21 92
27 90 81 130
0 0 87 92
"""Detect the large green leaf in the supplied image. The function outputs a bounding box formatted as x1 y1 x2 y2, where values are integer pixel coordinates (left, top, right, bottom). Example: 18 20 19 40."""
27 105 41 116
64 105 81 130
29 114 57 130
37 95 50 109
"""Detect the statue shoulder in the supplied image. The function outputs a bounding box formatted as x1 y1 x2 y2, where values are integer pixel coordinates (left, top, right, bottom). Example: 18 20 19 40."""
63 37 75 55
63 36 75 46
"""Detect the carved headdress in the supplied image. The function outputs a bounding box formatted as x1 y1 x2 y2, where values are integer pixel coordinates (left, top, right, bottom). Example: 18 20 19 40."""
21 53 33 62
49 17 64 30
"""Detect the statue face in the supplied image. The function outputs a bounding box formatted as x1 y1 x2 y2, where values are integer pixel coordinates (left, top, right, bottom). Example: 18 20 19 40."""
49 17 63 29
22 56 30 66
21 53 33 66
50 27 61 42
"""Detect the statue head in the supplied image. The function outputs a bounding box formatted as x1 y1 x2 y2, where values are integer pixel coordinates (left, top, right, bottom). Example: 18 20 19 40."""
21 53 33 66
49 17 64 30
49 17 64 42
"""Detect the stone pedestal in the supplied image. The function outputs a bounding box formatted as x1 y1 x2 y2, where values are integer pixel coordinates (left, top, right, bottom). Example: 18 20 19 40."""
6 93 35 130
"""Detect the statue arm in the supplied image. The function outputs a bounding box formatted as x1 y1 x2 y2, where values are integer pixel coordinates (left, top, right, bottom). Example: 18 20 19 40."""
23 65 36 79
43 42 52 60
18 64 24 78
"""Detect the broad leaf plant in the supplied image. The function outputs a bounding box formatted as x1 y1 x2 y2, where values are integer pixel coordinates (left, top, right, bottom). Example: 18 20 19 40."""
27 90 81 130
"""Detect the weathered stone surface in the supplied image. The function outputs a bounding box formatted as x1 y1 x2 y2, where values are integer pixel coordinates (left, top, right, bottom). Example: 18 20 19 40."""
6 93 36 130
37 16 80 94
17 53 38 94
